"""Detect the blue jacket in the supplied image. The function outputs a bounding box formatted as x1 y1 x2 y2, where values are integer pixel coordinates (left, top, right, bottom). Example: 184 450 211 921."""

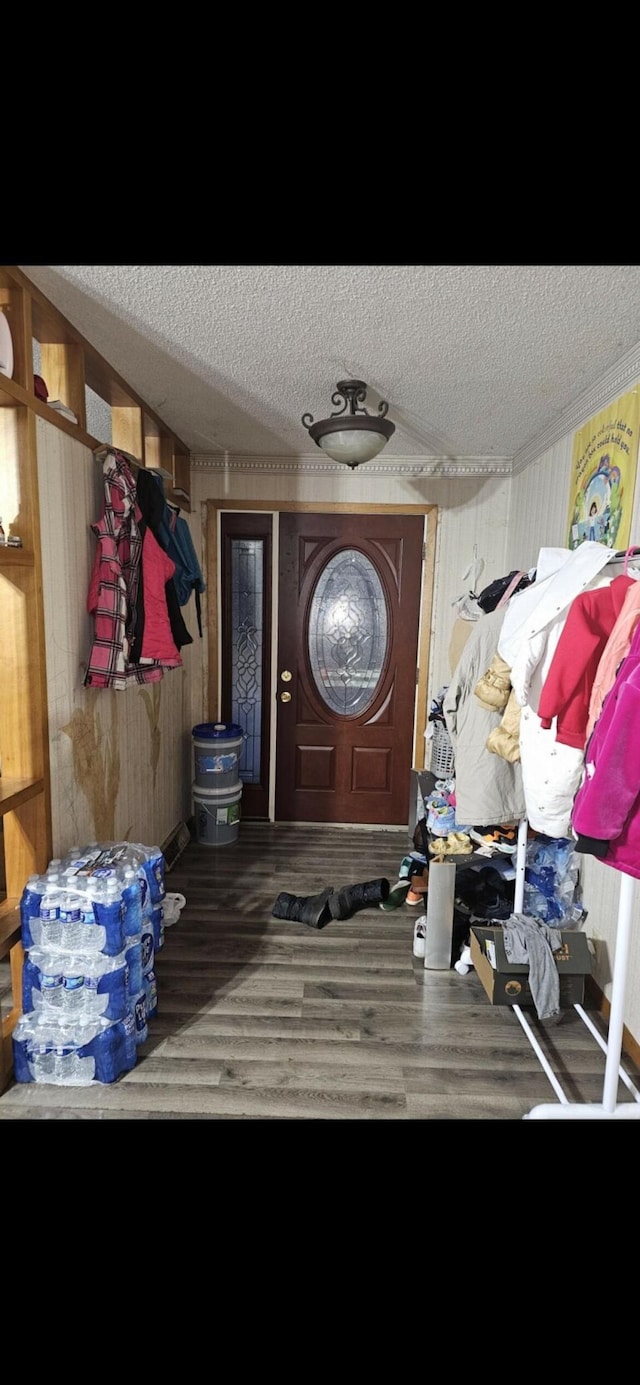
151 472 206 634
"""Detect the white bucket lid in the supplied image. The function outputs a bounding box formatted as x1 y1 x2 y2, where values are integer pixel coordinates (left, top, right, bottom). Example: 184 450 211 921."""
192 783 243 802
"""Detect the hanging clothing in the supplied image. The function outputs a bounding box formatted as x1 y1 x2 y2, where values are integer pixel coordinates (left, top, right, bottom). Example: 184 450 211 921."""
85 448 164 689
586 579 640 739
486 689 521 763
443 605 525 826
148 471 205 635
476 569 532 613
571 619 640 879
135 468 193 653
508 555 617 837
534 573 634 747
135 524 182 666
515 634 585 838
536 574 635 749
497 542 612 668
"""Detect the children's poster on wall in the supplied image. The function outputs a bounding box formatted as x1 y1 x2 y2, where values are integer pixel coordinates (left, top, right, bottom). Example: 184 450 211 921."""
566 387 640 550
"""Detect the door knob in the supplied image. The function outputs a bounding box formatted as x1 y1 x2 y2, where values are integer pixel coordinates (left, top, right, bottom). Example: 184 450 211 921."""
280 691 292 703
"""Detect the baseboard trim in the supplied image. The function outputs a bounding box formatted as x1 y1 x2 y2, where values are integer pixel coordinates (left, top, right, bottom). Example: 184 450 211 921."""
584 975 640 1070
161 821 192 873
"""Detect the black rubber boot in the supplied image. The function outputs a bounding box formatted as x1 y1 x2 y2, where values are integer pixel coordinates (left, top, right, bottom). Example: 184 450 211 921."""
328 878 390 920
271 887 334 929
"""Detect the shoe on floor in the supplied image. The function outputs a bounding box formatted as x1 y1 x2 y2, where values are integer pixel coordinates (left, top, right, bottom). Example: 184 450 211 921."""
413 920 426 958
406 876 428 904
379 879 412 910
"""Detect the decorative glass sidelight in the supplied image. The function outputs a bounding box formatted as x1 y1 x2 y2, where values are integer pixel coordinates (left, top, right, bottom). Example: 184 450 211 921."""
230 539 264 781
308 549 388 716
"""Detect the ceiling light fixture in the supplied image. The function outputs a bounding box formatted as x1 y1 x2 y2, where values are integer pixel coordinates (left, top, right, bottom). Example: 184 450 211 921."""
302 379 396 469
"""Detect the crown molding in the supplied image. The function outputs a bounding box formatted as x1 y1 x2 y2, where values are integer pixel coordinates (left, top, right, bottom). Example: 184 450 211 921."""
512 341 640 475
191 453 514 478
191 338 640 482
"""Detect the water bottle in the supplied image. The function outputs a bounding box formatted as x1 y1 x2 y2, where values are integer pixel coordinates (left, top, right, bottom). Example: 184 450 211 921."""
144 966 158 1022
151 904 165 953
40 885 61 921
140 912 156 1027
92 875 125 955
78 949 129 1021
28 966 64 1012
122 867 143 938
125 935 143 997
135 843 166 906
20 875 46 949
35 883 63 949
58 888 83 949
141 915 154 977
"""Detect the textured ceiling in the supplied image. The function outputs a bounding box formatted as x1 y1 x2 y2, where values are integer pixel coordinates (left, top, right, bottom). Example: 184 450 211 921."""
19 264 640 464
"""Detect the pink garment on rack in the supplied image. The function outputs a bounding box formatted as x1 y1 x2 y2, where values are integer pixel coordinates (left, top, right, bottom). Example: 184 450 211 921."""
586 557 640 739
572 618 640 879
536 574 635 748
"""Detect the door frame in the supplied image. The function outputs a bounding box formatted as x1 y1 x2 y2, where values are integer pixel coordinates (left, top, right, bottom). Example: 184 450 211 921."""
205 500 438 816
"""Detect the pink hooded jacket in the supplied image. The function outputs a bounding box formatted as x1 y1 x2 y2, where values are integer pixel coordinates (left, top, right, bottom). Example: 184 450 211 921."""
571 618 640 879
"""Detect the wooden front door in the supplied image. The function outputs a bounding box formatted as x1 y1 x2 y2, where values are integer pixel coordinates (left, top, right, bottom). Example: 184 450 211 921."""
275 512 424 824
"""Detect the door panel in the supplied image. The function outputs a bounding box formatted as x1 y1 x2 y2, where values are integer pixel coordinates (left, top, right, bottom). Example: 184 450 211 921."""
275 512 424 824
220 512 272 819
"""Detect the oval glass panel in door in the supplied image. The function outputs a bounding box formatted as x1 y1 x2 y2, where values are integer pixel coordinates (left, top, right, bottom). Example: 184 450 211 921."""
308 549 388 716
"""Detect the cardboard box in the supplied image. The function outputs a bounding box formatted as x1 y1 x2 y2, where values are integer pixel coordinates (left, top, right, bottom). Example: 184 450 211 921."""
470 924 592 1009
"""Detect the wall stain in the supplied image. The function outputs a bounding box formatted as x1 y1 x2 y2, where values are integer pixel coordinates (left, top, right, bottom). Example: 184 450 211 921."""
61 692 121 841
139 681 162 792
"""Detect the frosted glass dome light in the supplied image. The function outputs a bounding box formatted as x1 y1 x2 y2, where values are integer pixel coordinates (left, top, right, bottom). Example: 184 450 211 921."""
302 379 395 469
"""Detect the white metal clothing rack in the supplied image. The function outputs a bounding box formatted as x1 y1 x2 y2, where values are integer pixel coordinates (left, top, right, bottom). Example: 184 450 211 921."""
503 546 640 1117
512 811 640 1119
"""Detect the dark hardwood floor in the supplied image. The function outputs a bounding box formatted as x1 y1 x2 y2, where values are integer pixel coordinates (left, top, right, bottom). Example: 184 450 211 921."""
0 822 638 1120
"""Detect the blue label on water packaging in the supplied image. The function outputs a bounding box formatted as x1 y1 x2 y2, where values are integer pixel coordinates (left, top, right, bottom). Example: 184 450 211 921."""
64 976 85 991
60 903 81 922
41 973 63 989
151 905 164 952
141 929 154 970
134 993 147 1034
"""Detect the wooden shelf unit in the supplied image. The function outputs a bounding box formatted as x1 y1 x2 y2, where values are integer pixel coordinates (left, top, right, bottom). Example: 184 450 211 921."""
0 264 193 1092
3 265 192 512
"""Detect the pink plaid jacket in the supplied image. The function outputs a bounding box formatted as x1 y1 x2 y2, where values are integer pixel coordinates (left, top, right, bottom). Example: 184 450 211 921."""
84 449 165 689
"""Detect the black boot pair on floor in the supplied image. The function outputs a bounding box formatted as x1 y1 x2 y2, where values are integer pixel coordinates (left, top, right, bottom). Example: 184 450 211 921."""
272 878 390 929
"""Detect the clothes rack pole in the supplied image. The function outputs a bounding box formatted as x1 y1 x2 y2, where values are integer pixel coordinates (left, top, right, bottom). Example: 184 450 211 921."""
513 817 528 913
516 835 640 1120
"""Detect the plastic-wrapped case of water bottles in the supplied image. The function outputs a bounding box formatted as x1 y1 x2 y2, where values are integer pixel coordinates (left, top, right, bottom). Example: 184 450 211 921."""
12 840 167 1086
